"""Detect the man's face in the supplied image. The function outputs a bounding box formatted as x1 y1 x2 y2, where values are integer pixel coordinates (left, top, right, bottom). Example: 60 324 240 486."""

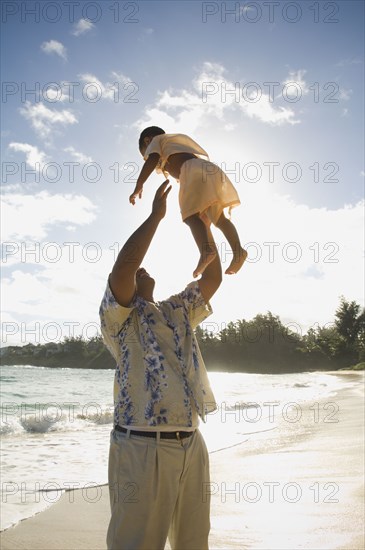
136 267 155 299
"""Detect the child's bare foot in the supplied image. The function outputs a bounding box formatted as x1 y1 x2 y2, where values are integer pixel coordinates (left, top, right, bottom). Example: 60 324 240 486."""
225 247 248 275
193 245 217 278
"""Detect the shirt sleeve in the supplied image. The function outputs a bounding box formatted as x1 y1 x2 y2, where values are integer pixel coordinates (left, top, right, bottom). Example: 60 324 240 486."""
178 281 213 330
143 135 162 161
99 277 135 360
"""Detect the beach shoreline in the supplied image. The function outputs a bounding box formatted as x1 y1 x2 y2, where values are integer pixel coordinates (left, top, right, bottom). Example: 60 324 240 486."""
1 371 364 550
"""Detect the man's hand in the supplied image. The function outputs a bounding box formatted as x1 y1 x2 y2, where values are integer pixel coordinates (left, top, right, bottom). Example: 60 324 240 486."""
152 180 171 220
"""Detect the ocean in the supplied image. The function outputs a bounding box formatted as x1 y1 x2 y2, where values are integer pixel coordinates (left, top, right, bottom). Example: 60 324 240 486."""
0 364 357 532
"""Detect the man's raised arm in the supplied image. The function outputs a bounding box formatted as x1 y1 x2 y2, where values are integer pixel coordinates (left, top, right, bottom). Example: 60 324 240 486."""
110 180 171 307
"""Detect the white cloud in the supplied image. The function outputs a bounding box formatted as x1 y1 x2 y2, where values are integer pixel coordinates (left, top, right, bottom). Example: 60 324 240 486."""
339 88 352 101
72 18 95 36
226 197 364 331
40 40 67 60
8 142 48 170
78 72 132 101
1 184 24 193
282 69 309 99
1 238 111 345
240 5 255 14
224 123 236 131
1 254 110 345
19 101 78 139
110 71 132 84
64 146 93 164
136 62 300 134
43 84 70 103
335 57 362 68
1 190 97 241
138 28 154 42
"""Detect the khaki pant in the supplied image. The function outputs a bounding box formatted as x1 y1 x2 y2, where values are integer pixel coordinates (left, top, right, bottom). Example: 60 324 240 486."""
107 429 211 550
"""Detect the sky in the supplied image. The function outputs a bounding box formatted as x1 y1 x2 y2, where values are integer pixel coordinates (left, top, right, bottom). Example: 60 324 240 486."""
1 0 364 347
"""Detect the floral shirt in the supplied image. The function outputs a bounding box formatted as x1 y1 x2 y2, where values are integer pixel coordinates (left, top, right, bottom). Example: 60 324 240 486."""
99 280 217 429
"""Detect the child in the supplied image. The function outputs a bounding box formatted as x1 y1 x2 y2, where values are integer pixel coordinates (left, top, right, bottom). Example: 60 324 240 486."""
130 126 247 277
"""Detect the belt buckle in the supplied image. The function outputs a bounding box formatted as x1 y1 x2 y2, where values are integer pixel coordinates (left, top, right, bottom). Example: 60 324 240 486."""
176 431 184 446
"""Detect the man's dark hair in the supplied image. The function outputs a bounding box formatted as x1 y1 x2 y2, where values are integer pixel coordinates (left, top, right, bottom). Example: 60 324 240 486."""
139 126 165 150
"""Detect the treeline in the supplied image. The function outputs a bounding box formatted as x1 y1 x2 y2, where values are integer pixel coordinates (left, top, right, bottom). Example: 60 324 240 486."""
196 297 364 373
1 335 115 370
1 298 364 373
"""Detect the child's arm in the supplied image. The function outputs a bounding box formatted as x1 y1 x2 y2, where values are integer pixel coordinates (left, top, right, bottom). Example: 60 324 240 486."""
129 153 161 205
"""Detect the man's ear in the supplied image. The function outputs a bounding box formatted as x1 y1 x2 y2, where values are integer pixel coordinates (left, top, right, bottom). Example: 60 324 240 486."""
144 136 151 146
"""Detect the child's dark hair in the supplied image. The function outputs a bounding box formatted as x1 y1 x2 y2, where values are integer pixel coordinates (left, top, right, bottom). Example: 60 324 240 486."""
139 126 165 151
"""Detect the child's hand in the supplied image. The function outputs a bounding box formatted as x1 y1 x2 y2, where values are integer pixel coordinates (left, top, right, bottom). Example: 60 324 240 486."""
129 188 143 205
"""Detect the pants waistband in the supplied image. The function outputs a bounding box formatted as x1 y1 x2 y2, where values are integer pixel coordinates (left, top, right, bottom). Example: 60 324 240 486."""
114 425 195 440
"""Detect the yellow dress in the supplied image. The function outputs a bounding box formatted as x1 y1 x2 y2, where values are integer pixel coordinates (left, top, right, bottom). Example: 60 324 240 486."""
144 133 241 224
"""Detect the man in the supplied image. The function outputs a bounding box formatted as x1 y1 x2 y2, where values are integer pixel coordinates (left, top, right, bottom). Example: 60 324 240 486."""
99 181 222 549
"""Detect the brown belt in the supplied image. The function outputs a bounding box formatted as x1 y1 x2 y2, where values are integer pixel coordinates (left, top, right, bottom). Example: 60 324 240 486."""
114 425 195 440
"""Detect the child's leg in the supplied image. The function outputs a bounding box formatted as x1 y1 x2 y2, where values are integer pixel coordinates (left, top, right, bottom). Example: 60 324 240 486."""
184 214 217 278
215 213 247 274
